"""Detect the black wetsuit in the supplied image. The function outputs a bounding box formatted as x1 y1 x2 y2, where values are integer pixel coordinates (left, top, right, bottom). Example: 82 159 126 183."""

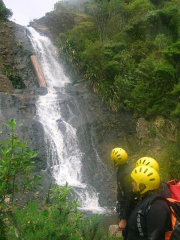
116 163 135 221
126 192 172 240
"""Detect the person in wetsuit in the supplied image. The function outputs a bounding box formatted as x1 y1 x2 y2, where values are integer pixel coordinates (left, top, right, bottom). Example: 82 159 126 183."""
110 148 135 237
126 165 172 240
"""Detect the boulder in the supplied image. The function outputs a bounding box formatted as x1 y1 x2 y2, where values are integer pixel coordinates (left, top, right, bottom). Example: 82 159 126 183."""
108 225 122 238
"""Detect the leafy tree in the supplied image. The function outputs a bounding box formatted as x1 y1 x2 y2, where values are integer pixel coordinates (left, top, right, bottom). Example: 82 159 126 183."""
0 0 12 21
89 0 124 43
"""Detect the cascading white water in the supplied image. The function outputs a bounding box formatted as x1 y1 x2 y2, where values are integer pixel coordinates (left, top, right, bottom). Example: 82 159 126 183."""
28 27 106 212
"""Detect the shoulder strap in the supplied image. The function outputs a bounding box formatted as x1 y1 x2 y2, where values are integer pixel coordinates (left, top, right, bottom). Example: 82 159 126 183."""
144 194 164 214
165 198 180 240
166 198 180 222
159 182 171 198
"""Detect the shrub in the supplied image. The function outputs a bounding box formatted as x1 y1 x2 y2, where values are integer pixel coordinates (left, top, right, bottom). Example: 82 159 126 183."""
0 119 41 239
6 185 82 240
2 66 25 89
5 185 114 240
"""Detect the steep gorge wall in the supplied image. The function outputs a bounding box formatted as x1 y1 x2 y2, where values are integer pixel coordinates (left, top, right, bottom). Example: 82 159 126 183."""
0 19 179 210
0 21 47 170
0 21 52 203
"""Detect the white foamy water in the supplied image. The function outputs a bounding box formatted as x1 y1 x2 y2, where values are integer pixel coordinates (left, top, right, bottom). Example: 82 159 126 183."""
28 27 106 213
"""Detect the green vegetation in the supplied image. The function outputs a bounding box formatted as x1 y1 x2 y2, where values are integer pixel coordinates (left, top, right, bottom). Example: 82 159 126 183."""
0 120 120 239
2 66 25 89
135 117 180 179
5 185 115 240
162 139 180 179
0 0 12 21
44 0 180 119
0 119 41 239
0 119 40 205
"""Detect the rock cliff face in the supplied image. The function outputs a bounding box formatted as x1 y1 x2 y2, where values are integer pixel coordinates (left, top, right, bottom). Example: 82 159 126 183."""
0 21 47 176
0 73 13 93
1 19 177 225
0 21 37 90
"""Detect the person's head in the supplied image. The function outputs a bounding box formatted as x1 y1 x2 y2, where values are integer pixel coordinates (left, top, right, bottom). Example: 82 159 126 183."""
131 166 160 195
136 157 159 172
110 147 128 167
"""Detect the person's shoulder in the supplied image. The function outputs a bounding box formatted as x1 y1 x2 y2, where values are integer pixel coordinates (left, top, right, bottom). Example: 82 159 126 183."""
151 198 171 212
142 192 164 207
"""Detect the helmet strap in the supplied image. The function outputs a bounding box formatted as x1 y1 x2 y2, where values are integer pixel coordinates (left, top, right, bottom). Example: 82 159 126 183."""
139 183 146 193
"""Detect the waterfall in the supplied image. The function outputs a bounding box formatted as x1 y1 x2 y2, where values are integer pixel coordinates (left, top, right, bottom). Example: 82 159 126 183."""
27 27 108 213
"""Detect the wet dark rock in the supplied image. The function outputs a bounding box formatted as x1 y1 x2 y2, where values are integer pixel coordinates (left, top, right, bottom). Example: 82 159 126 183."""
0 92 47 171
56 118 62 123
14 89 24 94
36 87 48 95
56 120 66 134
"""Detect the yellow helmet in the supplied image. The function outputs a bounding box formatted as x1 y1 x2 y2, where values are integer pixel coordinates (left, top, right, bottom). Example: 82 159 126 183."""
136 157 159 172
110 148 128 166
131 166 160 195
